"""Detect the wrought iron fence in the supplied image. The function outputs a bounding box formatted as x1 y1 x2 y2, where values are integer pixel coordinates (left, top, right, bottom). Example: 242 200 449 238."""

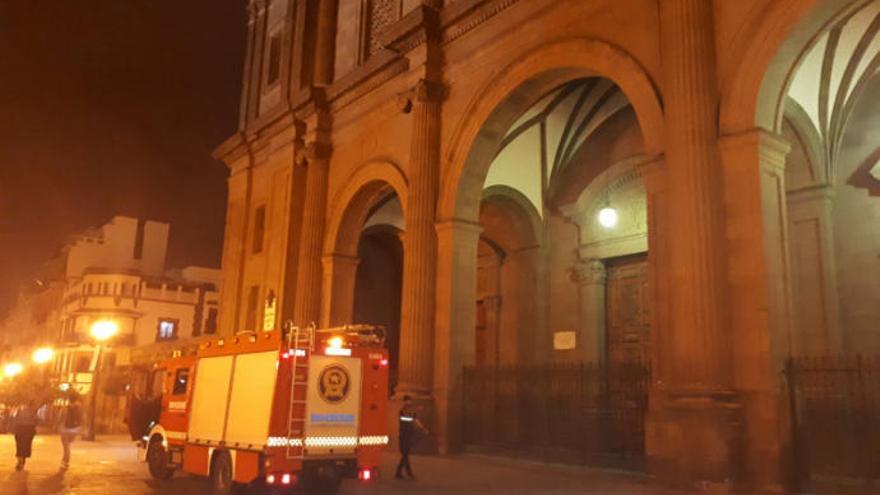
462 361 651 471
786 355 880 494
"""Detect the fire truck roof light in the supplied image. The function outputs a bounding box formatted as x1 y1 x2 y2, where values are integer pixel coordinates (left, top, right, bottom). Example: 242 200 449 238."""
325 347 352 356
328 336 344 349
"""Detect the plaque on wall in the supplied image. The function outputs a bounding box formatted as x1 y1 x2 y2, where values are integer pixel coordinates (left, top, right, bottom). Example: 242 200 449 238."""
553 331 577 350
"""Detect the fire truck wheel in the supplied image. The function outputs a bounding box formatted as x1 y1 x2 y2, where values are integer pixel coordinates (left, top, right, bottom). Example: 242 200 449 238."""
146 437 174 480
210 451 234 495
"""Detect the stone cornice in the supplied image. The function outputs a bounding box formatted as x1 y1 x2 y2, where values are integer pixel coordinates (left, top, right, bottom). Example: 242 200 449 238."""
380 4 441 54
325 50 409 112
440 0 522 45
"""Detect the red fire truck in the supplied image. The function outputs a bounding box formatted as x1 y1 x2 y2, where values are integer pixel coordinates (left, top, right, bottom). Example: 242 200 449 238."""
127 324 390 494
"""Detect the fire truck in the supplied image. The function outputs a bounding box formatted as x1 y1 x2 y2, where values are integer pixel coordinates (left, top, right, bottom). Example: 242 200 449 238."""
127 324 390 494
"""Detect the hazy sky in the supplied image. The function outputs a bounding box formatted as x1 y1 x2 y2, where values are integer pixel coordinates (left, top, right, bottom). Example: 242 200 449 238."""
0 0 246 315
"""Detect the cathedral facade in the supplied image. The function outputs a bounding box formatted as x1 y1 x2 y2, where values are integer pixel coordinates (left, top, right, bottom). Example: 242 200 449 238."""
212 0 880 491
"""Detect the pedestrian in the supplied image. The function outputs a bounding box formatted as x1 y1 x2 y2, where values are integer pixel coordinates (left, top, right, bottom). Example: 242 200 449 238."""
13 400 40 471
395 395 428 480
59 394 83 470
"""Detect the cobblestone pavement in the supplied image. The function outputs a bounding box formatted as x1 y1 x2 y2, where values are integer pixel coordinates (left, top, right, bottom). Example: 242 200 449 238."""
0 434 690 495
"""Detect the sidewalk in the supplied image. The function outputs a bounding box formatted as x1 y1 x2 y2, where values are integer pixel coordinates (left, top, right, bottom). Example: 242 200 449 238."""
0 434 693 494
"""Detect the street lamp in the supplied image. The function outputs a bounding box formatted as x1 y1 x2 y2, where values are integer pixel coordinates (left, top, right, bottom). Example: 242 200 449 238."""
90 320 119 341
3 362 24 379
32 347 54 365
84 319 119 441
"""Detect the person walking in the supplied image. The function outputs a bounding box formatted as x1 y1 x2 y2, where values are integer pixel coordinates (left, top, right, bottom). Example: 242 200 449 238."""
13 400 39 471
59 394 83 470
395 395 427 480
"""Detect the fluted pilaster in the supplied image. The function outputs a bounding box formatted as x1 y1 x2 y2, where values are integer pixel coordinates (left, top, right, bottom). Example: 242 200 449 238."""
292 142 331 326
397 80 443 395
660 0 730 390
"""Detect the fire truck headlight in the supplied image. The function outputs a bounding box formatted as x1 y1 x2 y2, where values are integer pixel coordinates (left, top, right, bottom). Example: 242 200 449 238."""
266 474 275 485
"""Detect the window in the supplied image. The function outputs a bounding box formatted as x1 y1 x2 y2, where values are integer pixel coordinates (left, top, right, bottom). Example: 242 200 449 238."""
156 318 179 341
266 33 282 86
172 368 189 395
252 204 266 254
245 285 260 331
205 307 218 335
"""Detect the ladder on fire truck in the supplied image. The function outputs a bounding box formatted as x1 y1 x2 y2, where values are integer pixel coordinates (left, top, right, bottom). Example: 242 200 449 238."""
285 323 315 460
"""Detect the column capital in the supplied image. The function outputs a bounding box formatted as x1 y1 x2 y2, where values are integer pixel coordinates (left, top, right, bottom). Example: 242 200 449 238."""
719 128 791 176
321 253 360 269
435 218 483 236
413 79 446 103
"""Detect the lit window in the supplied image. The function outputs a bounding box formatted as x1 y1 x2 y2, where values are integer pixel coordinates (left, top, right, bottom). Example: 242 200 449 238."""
172 368 189 395
157 319 178 341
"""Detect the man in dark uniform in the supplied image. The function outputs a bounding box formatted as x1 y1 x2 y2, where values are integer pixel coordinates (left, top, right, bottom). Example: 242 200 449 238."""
395 395 427 480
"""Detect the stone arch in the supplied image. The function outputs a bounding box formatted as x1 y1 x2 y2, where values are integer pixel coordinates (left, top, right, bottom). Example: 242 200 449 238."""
321 159 407 327
720 0 864 134
476 186 544 367
480 185 542 252
324 159 408 258
440 37 664 225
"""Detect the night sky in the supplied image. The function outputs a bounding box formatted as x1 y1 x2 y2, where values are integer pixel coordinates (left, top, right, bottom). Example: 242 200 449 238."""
0 1 246 315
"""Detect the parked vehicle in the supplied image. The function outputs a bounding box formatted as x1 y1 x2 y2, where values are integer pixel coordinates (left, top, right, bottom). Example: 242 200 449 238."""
127 324 390 494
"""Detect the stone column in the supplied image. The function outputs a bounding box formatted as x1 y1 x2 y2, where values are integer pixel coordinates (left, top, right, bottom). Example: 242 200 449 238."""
650 0 740 489
397 79 443 397
320 253 360 327
785 185 841 354
719 129 793 492
574 258 607 364
636 155 669 383
433 219 483 453
313 0 339 85
292 138 332 327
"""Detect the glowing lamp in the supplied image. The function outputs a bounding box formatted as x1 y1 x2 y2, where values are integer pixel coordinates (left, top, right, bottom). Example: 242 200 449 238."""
328 337 344 349
597 207 618 228
3 362 24 378
90 319 119 341
32 347 54 364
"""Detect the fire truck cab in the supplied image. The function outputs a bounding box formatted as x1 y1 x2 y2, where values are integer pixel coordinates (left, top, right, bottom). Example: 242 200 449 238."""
128 324 390 494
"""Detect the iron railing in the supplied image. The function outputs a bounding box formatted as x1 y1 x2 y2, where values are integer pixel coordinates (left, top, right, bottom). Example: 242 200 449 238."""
462 361 651 471
786 355 880 493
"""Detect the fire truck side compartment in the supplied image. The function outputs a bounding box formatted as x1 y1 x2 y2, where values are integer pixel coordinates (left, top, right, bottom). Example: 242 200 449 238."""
225 350 279 447
188 355 234 442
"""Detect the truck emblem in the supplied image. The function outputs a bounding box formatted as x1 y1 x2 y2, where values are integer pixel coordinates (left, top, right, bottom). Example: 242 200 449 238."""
318 365 350 404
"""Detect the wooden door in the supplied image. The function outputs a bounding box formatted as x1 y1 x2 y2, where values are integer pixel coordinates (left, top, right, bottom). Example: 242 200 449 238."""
605 254 651 365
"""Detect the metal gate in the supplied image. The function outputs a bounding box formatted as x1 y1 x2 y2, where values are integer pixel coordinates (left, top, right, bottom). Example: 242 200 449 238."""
462 361 650 471
786 355 880 494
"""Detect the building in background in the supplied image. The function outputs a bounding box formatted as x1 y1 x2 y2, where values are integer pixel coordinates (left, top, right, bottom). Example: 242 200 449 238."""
0 216 220 432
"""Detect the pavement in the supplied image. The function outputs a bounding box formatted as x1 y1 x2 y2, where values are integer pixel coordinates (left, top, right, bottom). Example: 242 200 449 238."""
0 434 690 495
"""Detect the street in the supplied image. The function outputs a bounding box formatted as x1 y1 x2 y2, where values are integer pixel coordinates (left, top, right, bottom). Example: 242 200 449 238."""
0 434 690 495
